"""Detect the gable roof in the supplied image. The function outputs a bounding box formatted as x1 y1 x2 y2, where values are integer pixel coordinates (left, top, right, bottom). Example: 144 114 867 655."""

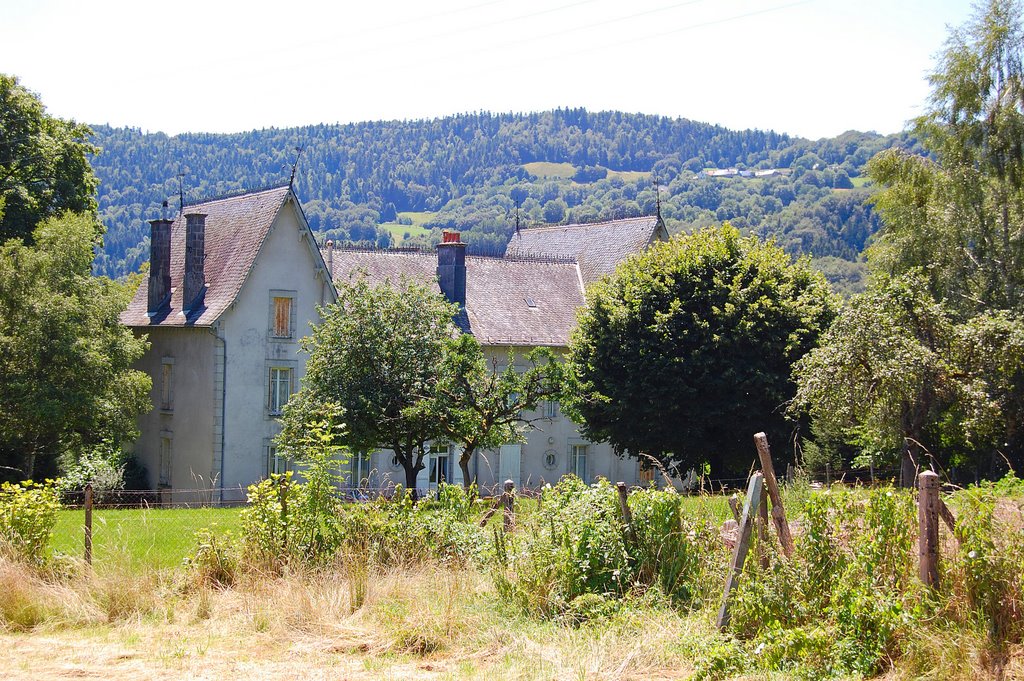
327 249 585 347
121 186 294 327
505 215 666 286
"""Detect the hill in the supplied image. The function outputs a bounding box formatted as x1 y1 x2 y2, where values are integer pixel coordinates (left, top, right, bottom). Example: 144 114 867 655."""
88 109 911 293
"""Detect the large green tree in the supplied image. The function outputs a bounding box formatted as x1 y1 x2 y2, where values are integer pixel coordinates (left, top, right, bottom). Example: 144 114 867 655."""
565 224 836 477
0 74 98 244
868 0 1024 314
280 276 457 494
0 213 151 481
791 272 1024 483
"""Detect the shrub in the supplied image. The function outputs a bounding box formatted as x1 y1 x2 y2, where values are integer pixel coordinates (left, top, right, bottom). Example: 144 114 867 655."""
0 480 61 565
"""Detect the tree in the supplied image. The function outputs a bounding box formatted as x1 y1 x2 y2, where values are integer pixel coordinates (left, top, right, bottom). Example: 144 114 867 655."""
0 74 98 244
0 213 151 481
792 272 1024 482
565 224 836 477
429 335 563 491
280 276 456 495
868 0 1024 314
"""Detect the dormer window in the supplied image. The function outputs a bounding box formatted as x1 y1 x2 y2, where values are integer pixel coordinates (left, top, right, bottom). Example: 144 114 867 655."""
525 297 537 308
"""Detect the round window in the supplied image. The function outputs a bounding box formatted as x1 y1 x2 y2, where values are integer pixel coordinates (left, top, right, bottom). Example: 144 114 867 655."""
543 449 558 470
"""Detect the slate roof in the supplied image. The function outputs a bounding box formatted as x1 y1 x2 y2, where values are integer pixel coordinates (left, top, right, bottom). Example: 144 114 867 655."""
327 249 585 347
121 186 292 327
504 215 666 286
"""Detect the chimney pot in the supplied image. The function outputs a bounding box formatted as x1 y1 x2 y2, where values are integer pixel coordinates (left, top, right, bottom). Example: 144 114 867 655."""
183 213 207 312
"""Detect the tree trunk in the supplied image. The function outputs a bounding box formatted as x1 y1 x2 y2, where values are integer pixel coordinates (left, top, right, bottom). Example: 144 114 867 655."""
459 446 476 495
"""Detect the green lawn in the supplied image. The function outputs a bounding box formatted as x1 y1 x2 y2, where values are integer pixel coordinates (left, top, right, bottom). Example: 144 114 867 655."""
379 211 436 245
606 169 652 182
850 175 872 187
51 506 245 570
523 161 575 179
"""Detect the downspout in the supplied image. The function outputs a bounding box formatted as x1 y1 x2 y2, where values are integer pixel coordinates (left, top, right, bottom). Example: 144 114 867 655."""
210 322 227 502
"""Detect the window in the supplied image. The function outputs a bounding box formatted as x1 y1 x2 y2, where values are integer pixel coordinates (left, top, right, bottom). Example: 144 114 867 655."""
638 465 655 483
571 444 589 480
267 444 288 476
543 400 558 418
428 442 449 485
160 358 174 410
159 436 172 487
269 291 296 340
268 367 292 415
351 451 371 487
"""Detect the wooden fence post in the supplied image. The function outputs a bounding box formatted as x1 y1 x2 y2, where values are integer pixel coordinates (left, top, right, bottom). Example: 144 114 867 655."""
757 488 770 568
825 463 832 486
84 484 93 566
753 433 795 558
502 479 515 533
727 495 741 523
716 472 764 630
918 470 940 589
616 482 638 546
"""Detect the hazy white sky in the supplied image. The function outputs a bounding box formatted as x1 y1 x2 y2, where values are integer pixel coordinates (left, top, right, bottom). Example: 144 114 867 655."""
1 0 975 139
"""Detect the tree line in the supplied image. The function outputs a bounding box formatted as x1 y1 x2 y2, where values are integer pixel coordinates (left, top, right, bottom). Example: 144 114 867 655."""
88 112 906 293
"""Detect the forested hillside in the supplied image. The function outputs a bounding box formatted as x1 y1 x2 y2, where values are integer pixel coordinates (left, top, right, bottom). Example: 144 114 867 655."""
89 109 910 291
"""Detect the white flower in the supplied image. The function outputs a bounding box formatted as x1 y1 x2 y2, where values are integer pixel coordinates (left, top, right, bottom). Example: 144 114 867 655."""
968 550 977 559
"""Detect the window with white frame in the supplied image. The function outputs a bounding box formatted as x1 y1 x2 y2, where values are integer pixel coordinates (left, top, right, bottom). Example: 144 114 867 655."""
543 400 558 418
428 442 450 485
268 367 292 415
160 357 174 410
571 443 589 480
159 436 172 487
351 451 371 487
269 291 296 339
267 443 288 476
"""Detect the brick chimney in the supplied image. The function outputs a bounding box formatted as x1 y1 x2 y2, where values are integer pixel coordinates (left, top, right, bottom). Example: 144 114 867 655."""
147 218 173 313
437 231 466 307
183 213 207 311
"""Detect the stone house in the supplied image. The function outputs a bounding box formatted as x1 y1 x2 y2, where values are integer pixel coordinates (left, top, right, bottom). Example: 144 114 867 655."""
120 186 335 502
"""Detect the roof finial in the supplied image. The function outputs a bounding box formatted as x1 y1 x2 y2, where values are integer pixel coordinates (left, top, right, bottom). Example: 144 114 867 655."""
177 168 186 214
289 145 304 189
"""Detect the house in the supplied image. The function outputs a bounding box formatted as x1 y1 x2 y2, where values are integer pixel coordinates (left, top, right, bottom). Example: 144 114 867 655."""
123 185 666 498
328 213 667 494
120 186 335 502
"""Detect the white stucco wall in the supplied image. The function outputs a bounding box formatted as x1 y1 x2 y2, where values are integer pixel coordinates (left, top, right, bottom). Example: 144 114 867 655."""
217 200 331 501
130 326 216 502
357 344 645 497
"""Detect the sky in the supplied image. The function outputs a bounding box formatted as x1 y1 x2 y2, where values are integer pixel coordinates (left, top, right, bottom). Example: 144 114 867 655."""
1 0 976 140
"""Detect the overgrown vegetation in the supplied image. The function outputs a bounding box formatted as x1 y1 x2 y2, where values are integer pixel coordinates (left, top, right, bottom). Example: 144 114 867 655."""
3 472 1023 678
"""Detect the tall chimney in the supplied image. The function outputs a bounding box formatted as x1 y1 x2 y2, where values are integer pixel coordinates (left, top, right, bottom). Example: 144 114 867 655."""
147 218 173 313
183 213 207 311
437 230 466 307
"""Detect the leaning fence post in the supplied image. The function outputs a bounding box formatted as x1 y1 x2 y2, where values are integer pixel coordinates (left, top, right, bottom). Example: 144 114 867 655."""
616 482 638 546
84 483 93 566
716 472 764 630
918 470 940 589
502 479 515 533
754 433 795 558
